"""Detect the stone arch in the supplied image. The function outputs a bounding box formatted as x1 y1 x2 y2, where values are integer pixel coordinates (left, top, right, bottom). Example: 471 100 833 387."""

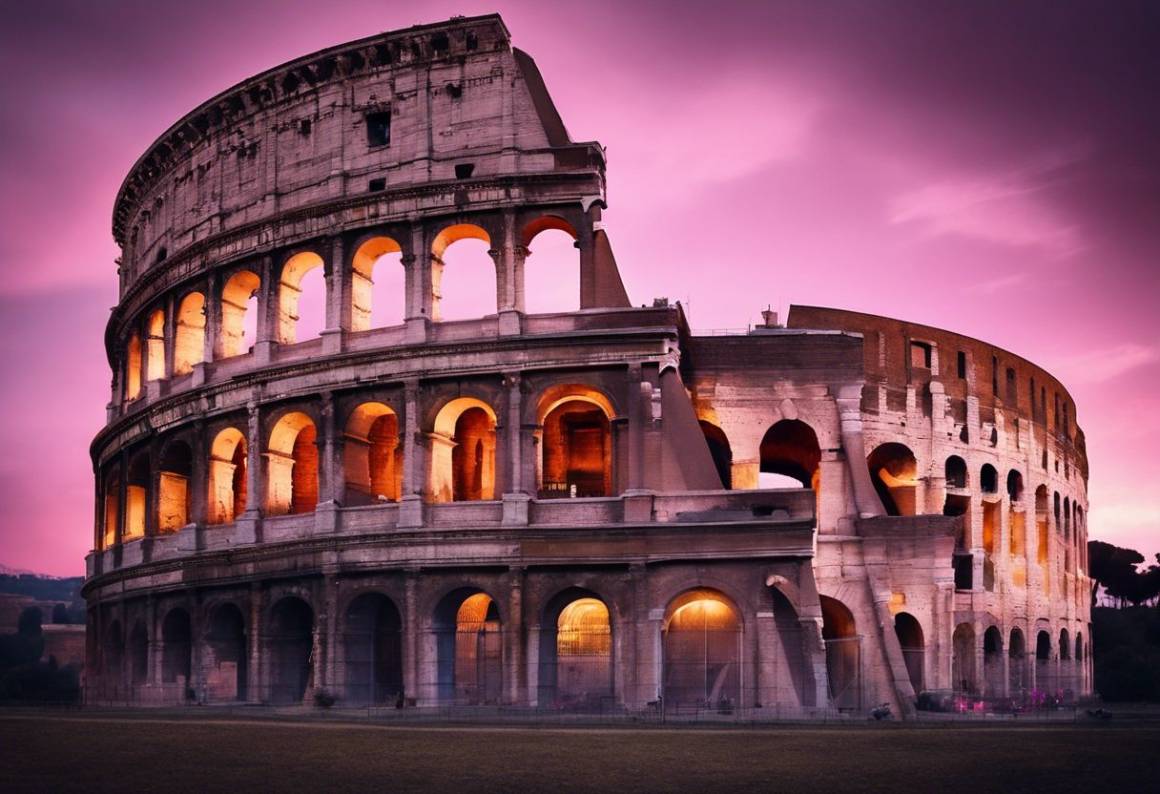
146 308 166 381
538 587 614 710
174 291 206 375
101 464 121 549
1009 626 1027 694
1035 485 1050 564
980 463 999 494
945 455 968 489
1035 629 1054 693
1007 469 1025 502
821 595 860 708
267 596 314 704
430 397 498 503
158 439 193 532
277 250 326 344
219 269 260 358
894 612 924 693
343 592 403 705
266 411 318 515
161 607 192 689
343 402 402 505
1059 628 1070 661
699 421 733 490
760 419 821 490
522 216 580 314
208 427 247 524
124 451 149 541
432 588 503 705
205 602 247 702
952 623 977 694
983 625 1004 697
867 442 917 516
431 223 493 322
351 235 405 331
662 588 742 711
536 386 614 499
128 619 148 685
125 332 142 400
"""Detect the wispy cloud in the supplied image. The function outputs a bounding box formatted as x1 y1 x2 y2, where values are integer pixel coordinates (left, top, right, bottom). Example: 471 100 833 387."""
1049 343 1159 385
965 272 1027 294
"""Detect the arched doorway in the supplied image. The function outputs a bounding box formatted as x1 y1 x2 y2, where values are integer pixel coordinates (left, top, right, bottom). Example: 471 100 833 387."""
158 441 193 532
662 589 742 711
539 590 613 710
894 612 924 693
266 412 318 515
983 626 1004 698
952 623 977 695
1035 630 1053 694
350 236 405 331
430 398 497 502
344 403 402 505
267 597 314 704
867 443 918 516
821 596 860 709
538 389 614 498
129 620 148 686
343 593 403 705
1008 628 1027 696
162 608 192 695
434 590 502 705
208 427 247 524
206 603 247 702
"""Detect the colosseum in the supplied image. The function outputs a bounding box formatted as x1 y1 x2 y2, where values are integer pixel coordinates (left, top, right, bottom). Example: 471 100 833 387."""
84 14 1092 717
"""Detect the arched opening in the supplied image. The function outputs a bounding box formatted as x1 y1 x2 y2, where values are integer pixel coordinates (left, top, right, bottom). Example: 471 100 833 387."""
430 398 497 503
821 596 860 709
867 442 918 516
351 236 405 331
894 612 924 693
662 589 742 711
124 452 149 541
759 419 821 490
220 270 260 358
980 464 998 494
129 620 148 685
125 333 142 400
1075 633 1084 692
266 412 318 516
1035 630 1053 693
161 608 192 691
104 620 125 694
344 403 402 505
1035 486 1049 565
432 224 494 321
538 389 613 498
434 589 502 705
206 603 246 701
983 626 1004 697
343 593 403 705
523 219 580 314
538 590 613 710
146 309 165 381
945 456 968 489
952 623 977 695
700 421 733 490
267 597 314 704
158 441 192 532
1009 627 1026 695
1007 470 1024 502
208 427 247 524
173 292 206 375
768 586 810 707
101 466 120 549
278 251 326 344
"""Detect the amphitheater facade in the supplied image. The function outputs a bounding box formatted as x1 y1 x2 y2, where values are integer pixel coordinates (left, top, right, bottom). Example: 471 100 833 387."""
84 14 1092 716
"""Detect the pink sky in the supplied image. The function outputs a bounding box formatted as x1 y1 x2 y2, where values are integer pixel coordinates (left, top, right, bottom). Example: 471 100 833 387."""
1 1 1157 576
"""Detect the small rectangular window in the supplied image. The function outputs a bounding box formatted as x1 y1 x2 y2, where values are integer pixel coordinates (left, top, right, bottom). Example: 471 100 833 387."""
957 351 967 379
1005 367 1017 403
368 177 386 192
366 110 391 147
991 355 999 394
454 162 476 180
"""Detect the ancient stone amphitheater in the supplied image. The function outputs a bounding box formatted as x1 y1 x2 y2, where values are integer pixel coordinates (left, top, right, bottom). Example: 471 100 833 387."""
85 14 1091 717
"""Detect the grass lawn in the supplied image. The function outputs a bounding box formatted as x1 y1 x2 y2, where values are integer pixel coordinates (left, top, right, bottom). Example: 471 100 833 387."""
2 712 1156 793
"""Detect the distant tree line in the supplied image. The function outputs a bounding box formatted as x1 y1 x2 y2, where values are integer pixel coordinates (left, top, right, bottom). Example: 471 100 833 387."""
0 574 85 623
1087 540 1160 702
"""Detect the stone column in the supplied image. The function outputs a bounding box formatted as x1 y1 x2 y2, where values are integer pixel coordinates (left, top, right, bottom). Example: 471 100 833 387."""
315 391 339 534
398 379 423 527
837 385 885 518
163 293 177 380
237 402 262 544
404 223 431 343
502 372 529 526
505 570 525 705
201 270 218 367
147 596 161 690
403 571 419 704
321 235 346 355
247 583 263 703
253 254 276 365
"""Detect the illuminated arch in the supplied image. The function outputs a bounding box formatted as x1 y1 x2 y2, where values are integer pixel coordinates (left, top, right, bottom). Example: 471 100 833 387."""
124 333 142 400
344 402 401 504
173 292 206 375
537 386 615 499
430 397 498 502
760 419 821 490
522 216 580 314
433 588 502 705
220 269 260 358
867 442 917 516
158 440 192 532
277 251 325 344
431 223 493 322
266 412 318 515
699 421 733 490
101 465 121 550
662 588 741 709
351 236 404 332
146 309 165 381
821 596 860 707
208 427 247 524
124 451 149 541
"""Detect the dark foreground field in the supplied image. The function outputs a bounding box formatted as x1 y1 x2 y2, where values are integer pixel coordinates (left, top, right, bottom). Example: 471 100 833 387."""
2 712 1157 793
